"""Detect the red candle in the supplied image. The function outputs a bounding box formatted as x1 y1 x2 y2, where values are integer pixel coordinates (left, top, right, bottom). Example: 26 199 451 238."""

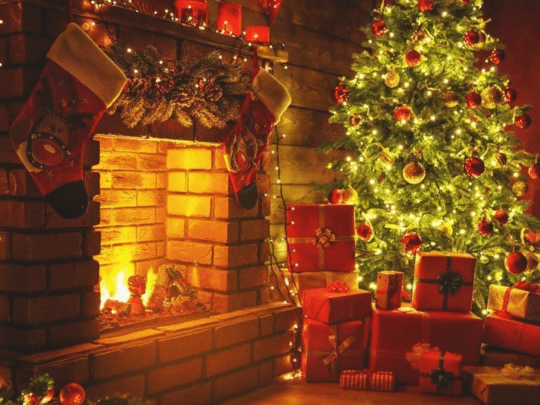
174 0 209 26
245 26 270 43
217 2 242 36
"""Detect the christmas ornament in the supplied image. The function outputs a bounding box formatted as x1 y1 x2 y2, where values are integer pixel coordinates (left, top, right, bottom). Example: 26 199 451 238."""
512 181 529 197
481 87 502 109
503 88 517 103
342 186 359 204
328 188 343 204
403 161 426 184
461 0 470 5
394 105 412 122
412 30 426 42
464 157 485 178
401 232 423 254
444 91 459 107
494 209 509 225
356 223 373 241
526 253 539 271
505 252 528 275
384 70 400 88
418 0 434 12
489 49 505 64
477 218 494 236
380 148 395 166
515 113 532 129
371 19 387 36
405 50 422 67
9 23 127 219
59 383 85 405
331 84 350 105
349 113 363 127
465 91 482 108
493 152 507 167
463 30 480 46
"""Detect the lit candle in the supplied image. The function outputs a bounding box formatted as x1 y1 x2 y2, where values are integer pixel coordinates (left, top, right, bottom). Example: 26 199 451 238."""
174 0 208 26
217 2 242 36
245 26 270 43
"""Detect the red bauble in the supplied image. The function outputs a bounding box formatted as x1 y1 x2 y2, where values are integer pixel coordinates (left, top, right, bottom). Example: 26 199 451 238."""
505 252 528 275
463 30 480 46
356 223 373 241
489 49 505 64
371 19 387 36
401 232 423 254
461 0 470 4
465 92 482 108
331 84 350 105
494 209 509 225
515 113 532 129
59 383 85 405
477 218 494 237
328 188 343 204
418 0 434 12
464 157 485 178
528 162 540 179
405 50 422 67
503 88 517 103
394 105 412 122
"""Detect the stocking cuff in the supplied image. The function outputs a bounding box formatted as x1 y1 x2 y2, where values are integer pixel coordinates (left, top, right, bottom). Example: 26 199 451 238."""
47 23 127 108
252 68 291 123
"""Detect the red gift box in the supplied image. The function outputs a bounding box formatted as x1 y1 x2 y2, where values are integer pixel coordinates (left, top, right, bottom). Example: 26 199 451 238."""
217 2 242 36
412 251 476 312
301 317 364 382
482 311 540 357
419 350 463 396
340 370 395 391
369 304 482 384
302 286 372 324
376 271 403 309
286 204 356 273
245 26 270 43
174 0 209 26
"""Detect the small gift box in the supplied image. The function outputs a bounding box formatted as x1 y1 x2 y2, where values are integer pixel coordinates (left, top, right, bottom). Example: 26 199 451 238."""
302 317 365 382
174 0 208 26
340 370 396 391
217 2 242 36
412 251 476 312
245 26 270 43
482 311 540 357
487 282 540 323
376 271 403 309
301 284 372 324
419 350 463 396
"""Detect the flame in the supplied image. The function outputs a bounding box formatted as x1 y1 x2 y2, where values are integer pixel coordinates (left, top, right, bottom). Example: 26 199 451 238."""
143 269 157 306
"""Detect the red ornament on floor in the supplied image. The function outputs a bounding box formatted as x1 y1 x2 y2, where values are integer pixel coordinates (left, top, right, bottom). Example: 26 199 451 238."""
493 209 508 225
463 30 479 46
331 84 350 105
371 19 387 36
464 156 485 178
489 49 505 64
505 252 528 274
401 232 423 254
465 91 482 108
477 218 494 236
59 383 85 405
356 223 373 241
418 0 434 12
405 49 422 67
515 113 532 129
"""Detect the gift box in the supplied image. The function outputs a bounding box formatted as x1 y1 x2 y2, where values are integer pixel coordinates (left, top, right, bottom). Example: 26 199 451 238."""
174 0 209 25
376 271 403 309
487 283 540 323
301 317 364 382
340 370 395 391
419 350 463 396
464 366 540 405
286 204 356 273
482 311 540 357
369 304 482 384
412 251 476 312
482 345 540 368
302 286 372 324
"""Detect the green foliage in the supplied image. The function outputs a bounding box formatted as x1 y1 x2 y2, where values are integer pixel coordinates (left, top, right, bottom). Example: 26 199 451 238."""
325 0 540 312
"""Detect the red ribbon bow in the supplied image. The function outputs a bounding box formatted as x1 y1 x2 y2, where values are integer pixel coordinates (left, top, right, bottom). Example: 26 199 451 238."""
514 281 540 294
326 281 350 293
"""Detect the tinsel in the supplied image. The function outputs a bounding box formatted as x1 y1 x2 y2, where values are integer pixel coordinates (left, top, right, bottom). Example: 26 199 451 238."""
106 43 251 129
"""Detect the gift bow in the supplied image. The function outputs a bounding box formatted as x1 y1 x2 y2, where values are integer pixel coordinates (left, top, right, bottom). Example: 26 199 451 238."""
322 334 357 367
326 281 350 293
420 351 462 395
501 363 536 380
436 256 464 296
513 281 540 294
314 227 336 249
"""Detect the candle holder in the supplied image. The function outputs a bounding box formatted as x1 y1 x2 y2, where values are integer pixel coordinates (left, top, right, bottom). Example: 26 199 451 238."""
245 25 270 43
217 2 242 36
174 0 209 27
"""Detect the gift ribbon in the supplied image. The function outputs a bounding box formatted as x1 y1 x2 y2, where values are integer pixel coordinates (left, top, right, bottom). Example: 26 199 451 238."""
414 254 473 310
419 352 462 395
501 281 540 314
326 281 350 293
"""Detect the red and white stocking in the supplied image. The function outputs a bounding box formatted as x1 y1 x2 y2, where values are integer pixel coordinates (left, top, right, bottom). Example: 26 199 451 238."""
9 23 127 219
223 54 291 210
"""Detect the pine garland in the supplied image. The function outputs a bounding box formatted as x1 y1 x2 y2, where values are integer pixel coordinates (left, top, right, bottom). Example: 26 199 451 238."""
106 43 250 129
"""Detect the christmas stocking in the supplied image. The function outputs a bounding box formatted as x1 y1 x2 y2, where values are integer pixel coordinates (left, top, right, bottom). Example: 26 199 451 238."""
223 54 291 210
9 23 127 219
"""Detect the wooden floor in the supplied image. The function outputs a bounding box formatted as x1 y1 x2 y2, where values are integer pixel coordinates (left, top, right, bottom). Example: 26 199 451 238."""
221 378 484 405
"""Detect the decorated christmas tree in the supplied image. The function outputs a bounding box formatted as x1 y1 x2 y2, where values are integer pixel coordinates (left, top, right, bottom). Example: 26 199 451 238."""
324 0 540 312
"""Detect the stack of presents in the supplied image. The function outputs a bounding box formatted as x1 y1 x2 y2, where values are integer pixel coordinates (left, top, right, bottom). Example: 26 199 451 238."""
285 204 540 404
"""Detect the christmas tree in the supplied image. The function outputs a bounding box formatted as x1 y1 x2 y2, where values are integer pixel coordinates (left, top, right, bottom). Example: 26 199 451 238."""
324 0 540 312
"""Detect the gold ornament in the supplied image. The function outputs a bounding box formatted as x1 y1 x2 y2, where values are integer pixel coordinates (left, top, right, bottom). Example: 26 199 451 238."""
403 161 426 184
384 70 400 88
512 181 529 197
526 253 539 271
412 30 426 42
349 113 363 127
444 91 459 108
380 148 395 166
492 152 507 167
342 186 359 204
481 87 502 109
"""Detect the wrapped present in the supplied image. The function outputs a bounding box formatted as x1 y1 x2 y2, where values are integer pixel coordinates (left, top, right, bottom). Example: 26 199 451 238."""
412 251 476 312
482 345 540 368
286 204 356 272
419 350 463 396
302 284 372 324
369 304 482 384
464 365 540 405
376 271 403 309
301 317 364 382
482 311 540 357
487 283 540 323
340 370 395 391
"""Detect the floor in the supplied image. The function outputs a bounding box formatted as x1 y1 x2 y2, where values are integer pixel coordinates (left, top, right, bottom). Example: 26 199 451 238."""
221 378 484 405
